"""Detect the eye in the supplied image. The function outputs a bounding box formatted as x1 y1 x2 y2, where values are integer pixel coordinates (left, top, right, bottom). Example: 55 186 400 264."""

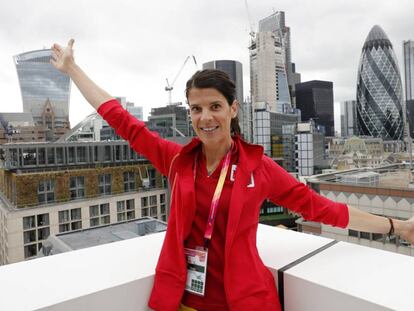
212 103 221 110
190 106 201 113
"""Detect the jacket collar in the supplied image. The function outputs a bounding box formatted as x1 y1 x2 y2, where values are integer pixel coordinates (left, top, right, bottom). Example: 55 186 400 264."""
180 135 264 173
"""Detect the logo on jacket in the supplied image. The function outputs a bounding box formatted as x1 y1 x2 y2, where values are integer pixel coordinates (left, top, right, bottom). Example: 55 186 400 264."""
230 164 255 188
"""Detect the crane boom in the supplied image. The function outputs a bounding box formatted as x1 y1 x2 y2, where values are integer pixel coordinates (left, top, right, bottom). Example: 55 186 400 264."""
165 55 198 105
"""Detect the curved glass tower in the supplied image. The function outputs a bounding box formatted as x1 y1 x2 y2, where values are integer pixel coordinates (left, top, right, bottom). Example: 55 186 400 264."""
356 25 404 140
14 49 70 128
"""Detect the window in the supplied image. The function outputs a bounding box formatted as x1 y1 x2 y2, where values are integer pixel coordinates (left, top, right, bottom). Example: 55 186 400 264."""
160 194 165 204
90 205 99 217
77 146 87 162
150 206 158 217
148 168 156 187
150 195 157 206
23 216 35 230
47 148 55 164
24 230 36 244
38 180 55 204
56 147 64 164
160 204 166 215
123 172 135 192
90 203 110 227
117 199 135 222
38 228 50 240
68 147 75 163
59 208 82 233
141 197 148 207
22 214 50 259
37 214 49 227
24 244 37 259
70 176 85 200
99 174 112 195
142 208 149 217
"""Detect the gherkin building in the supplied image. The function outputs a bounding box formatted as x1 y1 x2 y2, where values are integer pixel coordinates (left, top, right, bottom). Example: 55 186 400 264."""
356 25 404 140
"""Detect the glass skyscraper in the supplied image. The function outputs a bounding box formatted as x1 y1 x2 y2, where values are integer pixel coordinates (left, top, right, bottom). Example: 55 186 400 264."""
404 40 414 101
356 25 404 141
14 49 71 129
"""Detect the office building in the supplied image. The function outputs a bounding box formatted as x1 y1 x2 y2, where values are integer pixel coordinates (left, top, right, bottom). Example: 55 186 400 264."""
253 102 298 158
356 25 404 141
403 40 414 101
147 103 191 138
0 140 168 264
202 60 243 103
14 49 71 139
295 80 335 137
404 41 414 137
295 121 325 176
257 11 301 105
340 100 357 137
250 11 301 113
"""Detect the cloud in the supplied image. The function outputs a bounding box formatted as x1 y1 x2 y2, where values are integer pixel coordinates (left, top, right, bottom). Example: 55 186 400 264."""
1 0 413 126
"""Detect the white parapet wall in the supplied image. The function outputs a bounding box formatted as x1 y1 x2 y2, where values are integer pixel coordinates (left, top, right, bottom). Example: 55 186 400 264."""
0 224 413 311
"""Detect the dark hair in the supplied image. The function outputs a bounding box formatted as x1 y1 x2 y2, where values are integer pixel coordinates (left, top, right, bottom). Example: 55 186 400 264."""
185 69 241 135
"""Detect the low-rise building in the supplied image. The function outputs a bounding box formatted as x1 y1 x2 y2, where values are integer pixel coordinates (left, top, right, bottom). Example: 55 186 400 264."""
0 140 168 265
299 164 414 256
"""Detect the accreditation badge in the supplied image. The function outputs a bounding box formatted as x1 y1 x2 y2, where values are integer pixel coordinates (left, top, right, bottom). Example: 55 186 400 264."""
184 247 208 296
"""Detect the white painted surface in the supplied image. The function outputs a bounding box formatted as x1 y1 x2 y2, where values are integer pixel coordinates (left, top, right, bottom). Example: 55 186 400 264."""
285 242 414 311
0 232 164 311
0 225 412 310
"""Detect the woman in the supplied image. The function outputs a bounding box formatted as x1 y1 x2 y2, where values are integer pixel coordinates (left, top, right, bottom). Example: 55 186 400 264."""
51 39 414 311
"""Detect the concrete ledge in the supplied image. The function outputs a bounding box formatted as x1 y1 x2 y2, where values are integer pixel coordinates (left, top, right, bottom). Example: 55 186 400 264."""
0 225 412 311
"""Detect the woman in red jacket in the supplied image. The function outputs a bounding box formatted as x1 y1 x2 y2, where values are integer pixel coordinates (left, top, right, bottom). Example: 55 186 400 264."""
51 39 414 311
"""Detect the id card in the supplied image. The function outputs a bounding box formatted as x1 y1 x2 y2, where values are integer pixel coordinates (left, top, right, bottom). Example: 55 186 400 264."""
184 247 208 296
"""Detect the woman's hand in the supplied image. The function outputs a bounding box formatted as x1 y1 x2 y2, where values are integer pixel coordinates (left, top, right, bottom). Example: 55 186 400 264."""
399 216 414 244
50 39 75 74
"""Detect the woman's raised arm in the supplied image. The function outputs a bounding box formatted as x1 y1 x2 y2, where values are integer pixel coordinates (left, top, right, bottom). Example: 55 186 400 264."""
51 39 112 110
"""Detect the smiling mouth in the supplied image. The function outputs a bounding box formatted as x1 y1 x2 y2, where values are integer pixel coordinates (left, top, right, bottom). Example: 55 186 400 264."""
200 126 219 132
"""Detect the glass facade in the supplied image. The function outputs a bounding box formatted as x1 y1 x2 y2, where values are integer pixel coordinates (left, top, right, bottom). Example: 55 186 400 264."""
356 25 404 141
341 100 357 137
295 81 334 137
14 49 70 126
404 40 414 101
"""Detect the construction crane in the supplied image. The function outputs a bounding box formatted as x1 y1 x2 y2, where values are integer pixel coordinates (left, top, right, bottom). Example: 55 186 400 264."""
244 0 256 40
165 55 197 105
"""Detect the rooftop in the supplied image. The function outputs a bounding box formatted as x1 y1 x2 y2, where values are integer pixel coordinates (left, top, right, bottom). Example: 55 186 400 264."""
310 164 414 190
39 217 167 256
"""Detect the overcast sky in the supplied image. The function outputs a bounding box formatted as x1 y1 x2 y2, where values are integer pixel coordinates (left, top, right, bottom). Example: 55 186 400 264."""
1 0 413 131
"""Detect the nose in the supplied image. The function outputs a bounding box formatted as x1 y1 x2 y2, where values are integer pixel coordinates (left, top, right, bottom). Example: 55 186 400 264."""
200 109 213 122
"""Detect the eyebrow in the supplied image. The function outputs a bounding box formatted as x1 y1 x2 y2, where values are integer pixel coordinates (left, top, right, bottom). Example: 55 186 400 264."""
189 101 222 107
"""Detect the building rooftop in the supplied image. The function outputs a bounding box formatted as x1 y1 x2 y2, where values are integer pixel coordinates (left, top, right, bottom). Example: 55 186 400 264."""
39 217 167 256
0 112 35 128
310 164 414 190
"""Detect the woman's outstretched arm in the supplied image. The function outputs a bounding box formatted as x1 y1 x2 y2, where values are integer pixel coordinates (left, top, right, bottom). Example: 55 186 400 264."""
348 206 414 243
51 39 112 109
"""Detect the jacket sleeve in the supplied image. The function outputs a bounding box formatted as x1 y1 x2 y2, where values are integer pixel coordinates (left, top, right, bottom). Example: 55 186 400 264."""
263 156 349 228
97 99 182 176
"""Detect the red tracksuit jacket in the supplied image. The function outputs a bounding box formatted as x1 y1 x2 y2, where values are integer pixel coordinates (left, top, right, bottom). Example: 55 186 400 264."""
98 99 349 311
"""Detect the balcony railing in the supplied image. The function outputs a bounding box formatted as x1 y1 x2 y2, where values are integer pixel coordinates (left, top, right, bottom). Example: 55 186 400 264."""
0 224 412 311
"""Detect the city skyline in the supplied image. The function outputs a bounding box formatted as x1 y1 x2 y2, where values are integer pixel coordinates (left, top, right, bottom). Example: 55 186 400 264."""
1 0 414 130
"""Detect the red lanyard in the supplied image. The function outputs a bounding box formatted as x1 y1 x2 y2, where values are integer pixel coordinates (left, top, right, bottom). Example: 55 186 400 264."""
194 143 233 249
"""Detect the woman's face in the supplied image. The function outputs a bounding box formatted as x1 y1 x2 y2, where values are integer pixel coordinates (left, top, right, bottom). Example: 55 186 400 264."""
187 87 237 148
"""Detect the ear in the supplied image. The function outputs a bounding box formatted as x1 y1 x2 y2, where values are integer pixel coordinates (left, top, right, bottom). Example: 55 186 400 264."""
231 100 239 119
